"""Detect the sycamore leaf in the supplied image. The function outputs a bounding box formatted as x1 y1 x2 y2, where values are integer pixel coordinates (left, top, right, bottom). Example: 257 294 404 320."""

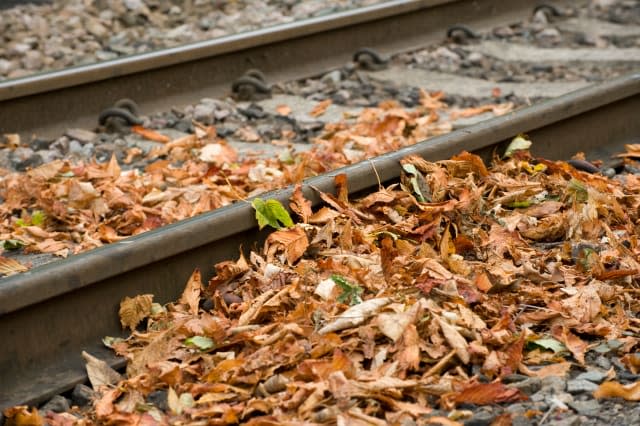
184 336 215 351
504 134 532 158
2 406 44 426
265 226 309 264
252 198 294 230
119 294 153 331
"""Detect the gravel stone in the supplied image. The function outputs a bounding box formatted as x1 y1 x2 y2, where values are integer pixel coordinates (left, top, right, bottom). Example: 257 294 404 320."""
65 128 97 144
464 410 494 426
71 384 95 407
567 379 599 393
40 395 70 413
509 377 542 395
147 389 169 411
568 399 601 416
595 355 612 370
575 369 608 383
541 375 567 393
511 415 534 426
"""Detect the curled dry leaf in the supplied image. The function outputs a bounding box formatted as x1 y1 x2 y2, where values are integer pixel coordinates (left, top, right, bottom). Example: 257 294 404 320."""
318 297 392 335
119 294 153 331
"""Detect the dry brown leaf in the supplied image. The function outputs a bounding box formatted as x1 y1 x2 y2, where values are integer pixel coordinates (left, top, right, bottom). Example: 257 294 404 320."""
594 380 640 401
179 269 202 315
437 316 470 364
2 406 44 426
289 184 312 224
309 99 332 117
119 294 153 331
82 351 122 390
131 125 170 143
449 381 528 405
318 297 392 335
265 226 309 265
0 257 29 275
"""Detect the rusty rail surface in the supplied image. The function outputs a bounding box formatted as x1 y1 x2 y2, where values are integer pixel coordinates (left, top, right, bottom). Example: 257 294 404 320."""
1 69 638 410
0 0 551 138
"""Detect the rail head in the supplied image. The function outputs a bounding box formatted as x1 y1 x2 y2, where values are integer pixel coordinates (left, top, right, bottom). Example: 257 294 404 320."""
0 0 455 102
1 71 638 316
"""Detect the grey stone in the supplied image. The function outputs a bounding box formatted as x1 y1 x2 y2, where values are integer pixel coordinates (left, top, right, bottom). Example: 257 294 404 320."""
595 355 611 370
147 389 168 411
576 369 608 383
464 410 494 426
71 384 95 407
568 399 601 416
22 50 43 70
0 58 16 75
510 377 542 395
40 395 70 413
541 375 567 393
321 70 343 85
68 140 84 155
552 415 581 426
65 128 97 144
511 415 534 426
193 103 216 124
505 403 529 415
36 149 63 163
567 379 598 394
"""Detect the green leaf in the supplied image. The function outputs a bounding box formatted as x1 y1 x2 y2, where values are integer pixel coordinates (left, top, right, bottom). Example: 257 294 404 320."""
504 134 532 158
2 239 25 250
184 336 215 351
31 210 46 226
15 218 27 227
402 164 427 202
251 198 294 230
568 178 588 202
332 274 363 305
102 336 126 348
530 337 566 353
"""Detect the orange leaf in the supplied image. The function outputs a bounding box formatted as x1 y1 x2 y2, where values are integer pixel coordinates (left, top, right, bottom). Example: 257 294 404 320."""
551 325 587 365
594 380 640 401
289 184 312 224
265 226 309 265
2 406 44 426
276 104 292 116
131 125 170 143
451 381 528 405
309 99 332 117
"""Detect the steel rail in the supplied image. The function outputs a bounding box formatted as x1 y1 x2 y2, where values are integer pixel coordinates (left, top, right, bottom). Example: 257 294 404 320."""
1 70 638 410
0 0 553 138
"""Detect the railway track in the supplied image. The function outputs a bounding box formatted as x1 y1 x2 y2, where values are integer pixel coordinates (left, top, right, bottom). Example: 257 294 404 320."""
0 0 639 422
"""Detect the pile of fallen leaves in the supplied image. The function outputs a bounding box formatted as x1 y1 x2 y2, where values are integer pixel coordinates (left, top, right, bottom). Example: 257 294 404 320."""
10 141 640 425
0 91 512 272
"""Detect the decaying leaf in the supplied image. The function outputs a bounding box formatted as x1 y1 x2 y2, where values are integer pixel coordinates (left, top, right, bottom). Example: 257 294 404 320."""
179 269 202 315
318 297 392 335
0 257 29 275
82 351 122 390
119 294 153 331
